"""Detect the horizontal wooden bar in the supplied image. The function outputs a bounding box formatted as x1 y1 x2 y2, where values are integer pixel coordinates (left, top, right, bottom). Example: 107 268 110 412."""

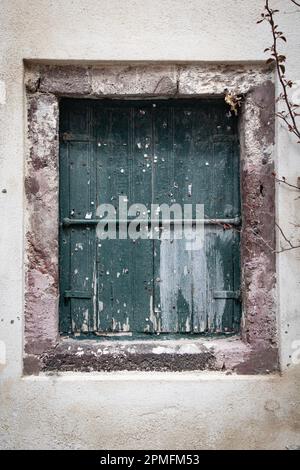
64 290 92 299
62 217 241 227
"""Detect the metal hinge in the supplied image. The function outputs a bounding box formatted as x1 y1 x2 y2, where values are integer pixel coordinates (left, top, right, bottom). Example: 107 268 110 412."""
213 290 241 301
64 290 92 299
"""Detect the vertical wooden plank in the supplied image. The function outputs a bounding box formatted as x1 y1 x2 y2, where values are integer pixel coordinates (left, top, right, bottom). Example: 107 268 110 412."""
153 103 196 333
210 115 240 332
159 234 195 333
59 100 96 334
232 229 241 332
205 226 241 333
152 104 173 332
130 103 154 333
190 242 208 333
95 104 133 332
95 102 154 333
70 142 96 334
59 102 71 334
213 139 238 219
69 225 93 333
154 102 210 333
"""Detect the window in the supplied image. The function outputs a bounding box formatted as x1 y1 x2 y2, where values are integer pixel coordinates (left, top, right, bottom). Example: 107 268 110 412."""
59 99 241 337
25 64 277 374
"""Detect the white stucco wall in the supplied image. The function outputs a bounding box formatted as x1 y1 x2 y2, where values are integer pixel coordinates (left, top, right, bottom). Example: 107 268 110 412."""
0 0 300 449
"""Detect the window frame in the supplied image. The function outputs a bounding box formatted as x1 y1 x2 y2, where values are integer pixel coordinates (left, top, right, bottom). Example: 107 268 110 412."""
24 63 277 374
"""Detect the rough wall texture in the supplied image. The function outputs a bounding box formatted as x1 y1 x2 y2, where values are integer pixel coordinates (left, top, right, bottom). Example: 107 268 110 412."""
26 63 274 98
1 370 300 450
0 0 300 451
25 93 59 356
239 82 278 372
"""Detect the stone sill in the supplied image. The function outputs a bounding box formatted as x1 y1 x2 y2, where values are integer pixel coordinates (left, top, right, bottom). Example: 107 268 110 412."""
24 335 279 375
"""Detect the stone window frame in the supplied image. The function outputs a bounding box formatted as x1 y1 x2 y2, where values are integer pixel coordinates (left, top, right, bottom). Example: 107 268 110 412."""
23 62 277 375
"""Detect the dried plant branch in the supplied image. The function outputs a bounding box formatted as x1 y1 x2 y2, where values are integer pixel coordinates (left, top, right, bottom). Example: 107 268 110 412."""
275 222 300 253
276 244 300 253
258 0 300 142
275 222 294 248
256 1 300 254
277 113 300 140
275 176 300 190
266 0 300 139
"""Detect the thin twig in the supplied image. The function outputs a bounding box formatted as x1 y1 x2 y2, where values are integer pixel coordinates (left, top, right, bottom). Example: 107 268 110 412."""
249 228 275 252
276 244 300 253
275 222 294 247
275 222 300 253
276 177 300 190
290 0 300 7
276 113 300 139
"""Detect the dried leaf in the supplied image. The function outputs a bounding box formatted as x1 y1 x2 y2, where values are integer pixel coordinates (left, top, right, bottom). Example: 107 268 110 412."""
224 91 242 116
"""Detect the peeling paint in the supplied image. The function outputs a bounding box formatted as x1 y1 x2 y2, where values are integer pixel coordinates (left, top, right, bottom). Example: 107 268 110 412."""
159 229 208 333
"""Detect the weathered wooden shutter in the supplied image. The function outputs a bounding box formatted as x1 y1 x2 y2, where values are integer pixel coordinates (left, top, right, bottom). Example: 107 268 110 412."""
59 99 241 335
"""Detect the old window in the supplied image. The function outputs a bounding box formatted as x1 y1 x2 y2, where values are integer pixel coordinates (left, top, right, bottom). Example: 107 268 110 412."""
25 64 277 374
59 98 241 337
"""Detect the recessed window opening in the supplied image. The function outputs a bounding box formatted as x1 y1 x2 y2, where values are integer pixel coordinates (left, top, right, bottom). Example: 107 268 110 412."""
59 98 241 338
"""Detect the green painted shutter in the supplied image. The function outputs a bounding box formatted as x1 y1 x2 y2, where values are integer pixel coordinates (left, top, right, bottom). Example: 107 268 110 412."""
59 99 241 335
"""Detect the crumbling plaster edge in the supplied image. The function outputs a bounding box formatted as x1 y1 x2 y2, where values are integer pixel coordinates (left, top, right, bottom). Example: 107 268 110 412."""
23 62 278 375
22 370 282 382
